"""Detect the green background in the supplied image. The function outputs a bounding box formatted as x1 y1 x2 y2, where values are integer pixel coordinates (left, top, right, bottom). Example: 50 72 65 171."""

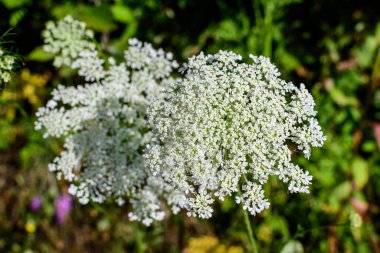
1 0 380 252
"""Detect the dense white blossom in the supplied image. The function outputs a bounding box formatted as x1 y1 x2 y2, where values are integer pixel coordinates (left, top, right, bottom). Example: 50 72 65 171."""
36 17 178 225
37 16 325 225
0 46 16 84
146 51 326 217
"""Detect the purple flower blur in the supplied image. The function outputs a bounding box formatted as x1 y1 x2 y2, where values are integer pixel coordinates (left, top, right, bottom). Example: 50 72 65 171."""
29 196 42 212
54 194 73 224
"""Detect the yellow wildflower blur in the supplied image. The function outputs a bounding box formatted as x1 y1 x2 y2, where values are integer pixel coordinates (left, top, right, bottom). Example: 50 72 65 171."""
0 68 50 147
1 69 50 118
25 221 36 233
183 235 243 253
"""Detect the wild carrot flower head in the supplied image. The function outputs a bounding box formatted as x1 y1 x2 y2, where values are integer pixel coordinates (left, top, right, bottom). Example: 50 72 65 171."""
36 16 325 225
145 51 326 218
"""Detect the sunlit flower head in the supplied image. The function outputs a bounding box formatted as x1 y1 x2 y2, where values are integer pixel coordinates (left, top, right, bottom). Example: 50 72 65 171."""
146 51 326 218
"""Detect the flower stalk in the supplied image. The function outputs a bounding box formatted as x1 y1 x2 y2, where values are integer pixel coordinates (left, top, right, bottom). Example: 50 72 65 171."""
243 206 258 253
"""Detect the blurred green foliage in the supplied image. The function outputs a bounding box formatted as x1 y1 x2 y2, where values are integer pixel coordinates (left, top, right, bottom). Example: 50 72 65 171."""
1 0 380 252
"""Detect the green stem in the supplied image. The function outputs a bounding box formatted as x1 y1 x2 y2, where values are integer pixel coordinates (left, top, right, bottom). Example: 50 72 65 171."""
243 207 258 253
253 0 263 27
240 175 258 253
135 224 145 253
263 1 274 58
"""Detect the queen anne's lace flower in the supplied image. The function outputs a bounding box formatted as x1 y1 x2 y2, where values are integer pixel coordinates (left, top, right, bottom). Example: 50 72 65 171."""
37 16 325 225
36 17 178 225
146 51 326 217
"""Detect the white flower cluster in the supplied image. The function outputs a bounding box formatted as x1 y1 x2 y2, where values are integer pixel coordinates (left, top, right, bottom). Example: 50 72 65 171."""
146 51 326 218
0 46 16 84
36 17 178 225
37 16 325 225
42 15 95 67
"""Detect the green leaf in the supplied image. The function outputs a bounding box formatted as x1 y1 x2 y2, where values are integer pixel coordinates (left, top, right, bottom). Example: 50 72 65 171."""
0 0 30 9
362 141 377 152
28 47 55 62
214 19 243 42
9 8 26 26
275 47 301 71
354 36 379 68
329 88 359 106
111 5 134 24
331 181 352 201
352 158 369 189
52 4 117 32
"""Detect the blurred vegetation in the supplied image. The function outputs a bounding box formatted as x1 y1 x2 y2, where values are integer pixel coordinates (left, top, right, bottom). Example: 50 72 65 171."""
1 0 380 252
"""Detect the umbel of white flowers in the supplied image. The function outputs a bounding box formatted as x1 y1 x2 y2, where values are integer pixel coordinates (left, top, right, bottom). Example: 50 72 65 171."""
145 51 326 219
42 15 95 67
0 45 16 84
36 16 178 225
36 16 325 225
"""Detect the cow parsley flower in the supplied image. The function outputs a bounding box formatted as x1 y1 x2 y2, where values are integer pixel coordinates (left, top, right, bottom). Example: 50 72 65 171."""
146 51 326 218
36 17 177 225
